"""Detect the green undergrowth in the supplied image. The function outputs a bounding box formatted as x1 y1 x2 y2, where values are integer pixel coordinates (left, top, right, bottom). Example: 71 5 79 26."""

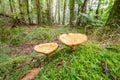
0 26 80 45
0 42 120 80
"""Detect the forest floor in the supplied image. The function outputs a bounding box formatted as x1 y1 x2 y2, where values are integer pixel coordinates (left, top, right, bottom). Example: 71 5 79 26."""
0 26 120 80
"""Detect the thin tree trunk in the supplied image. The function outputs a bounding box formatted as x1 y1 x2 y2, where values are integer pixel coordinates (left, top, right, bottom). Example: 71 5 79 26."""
76 3 81 25
36 0 42 25
12 0 16 13
81 0 88 13
18 0 25 21
77 0 88 25
58 0 60 24
9 0 14 13
62 0 67 25
69 0 75 27
47 0 52 26
55 0 58 23
25 0 32 24
95 0 101 19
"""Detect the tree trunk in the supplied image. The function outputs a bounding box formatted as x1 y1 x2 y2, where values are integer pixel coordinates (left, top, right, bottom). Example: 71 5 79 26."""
81 0 88 13
76 3 81 25
76 0 89 25
36 0 42 25
25 0 32 24
69 0 75 27
95 0 101 19
9 0 16 13
62 0 67 25
58 0 60 24
12 0 16 13
106 0 120 27
9 0 14 13
55 0 58 23
47 0 52 26
18 0 25 21
1 0 5 14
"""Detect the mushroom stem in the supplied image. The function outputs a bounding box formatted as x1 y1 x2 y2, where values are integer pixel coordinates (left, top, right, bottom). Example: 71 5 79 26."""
71 46 75 53
46 54 51 61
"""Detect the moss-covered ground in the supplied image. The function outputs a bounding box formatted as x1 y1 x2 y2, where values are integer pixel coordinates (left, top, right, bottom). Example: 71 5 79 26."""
0 26 120 80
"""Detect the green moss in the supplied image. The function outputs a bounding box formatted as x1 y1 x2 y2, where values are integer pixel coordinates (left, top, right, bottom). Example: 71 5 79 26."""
0 27 119 80
33 42 120 80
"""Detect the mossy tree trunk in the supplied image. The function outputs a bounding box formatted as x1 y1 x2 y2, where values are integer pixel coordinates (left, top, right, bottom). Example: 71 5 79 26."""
36 0 42 25
106 0 120 27
69 0 75 27
58 0 60 24
62 0 66 25
76 2 81 25
18 0 25 21
81 0 88 13
47 0 53 26
95 0 101 19
9 0 14 13
25 0 33 25
55 0 58 23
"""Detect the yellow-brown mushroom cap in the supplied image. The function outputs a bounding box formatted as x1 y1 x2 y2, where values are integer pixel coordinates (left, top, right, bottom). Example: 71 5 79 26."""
34 43 58 54
59 33 87 47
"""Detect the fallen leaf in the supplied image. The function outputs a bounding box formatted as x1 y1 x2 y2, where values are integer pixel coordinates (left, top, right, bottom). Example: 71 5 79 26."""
56 58 65 67
24 58 33 64
20 68 39 80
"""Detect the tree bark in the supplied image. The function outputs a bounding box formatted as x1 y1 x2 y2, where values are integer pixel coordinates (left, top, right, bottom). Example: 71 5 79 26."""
36 0 42 25
81 0 88 13
106 0 120 27
58 0 60 24
55 0 58 23
25 0 32 24
69 0 75 27
62 0 67 25
76 2 81 25
9 0 14 13
18 0 25 21
12 0 16 13
47 0 52 26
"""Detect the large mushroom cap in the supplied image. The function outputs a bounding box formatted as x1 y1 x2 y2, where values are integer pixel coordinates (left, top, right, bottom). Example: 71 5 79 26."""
34 43 58 54
59 33 87 47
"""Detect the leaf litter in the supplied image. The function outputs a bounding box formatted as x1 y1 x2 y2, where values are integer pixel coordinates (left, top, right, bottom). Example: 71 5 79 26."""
20 68 39 80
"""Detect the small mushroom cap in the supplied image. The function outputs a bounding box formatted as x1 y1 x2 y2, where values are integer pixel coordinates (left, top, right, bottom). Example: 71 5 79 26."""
59 33 87 47
34 43 58 54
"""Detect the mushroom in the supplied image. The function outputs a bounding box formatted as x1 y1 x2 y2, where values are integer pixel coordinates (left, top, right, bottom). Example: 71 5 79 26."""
34 43 58 61
59 33 87 53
